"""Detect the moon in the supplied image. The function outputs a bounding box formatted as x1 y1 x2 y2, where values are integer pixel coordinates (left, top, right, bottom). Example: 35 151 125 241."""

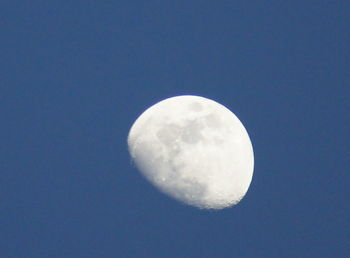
127 95 254 209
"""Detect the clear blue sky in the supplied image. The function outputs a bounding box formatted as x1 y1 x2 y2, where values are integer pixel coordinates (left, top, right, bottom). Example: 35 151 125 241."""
1 1 349 257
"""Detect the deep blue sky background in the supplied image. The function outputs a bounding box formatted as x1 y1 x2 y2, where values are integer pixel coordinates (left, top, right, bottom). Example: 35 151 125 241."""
1 1 349 257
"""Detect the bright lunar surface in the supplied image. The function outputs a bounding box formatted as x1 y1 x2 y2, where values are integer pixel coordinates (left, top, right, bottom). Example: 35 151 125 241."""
127 95 254 209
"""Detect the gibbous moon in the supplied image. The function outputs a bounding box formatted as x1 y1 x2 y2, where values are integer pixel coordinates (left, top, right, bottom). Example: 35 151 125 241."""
127 95 254 209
